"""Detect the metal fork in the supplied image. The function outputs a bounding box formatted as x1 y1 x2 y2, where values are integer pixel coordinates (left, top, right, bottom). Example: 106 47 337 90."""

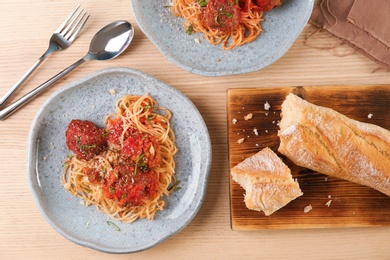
0 5 90 108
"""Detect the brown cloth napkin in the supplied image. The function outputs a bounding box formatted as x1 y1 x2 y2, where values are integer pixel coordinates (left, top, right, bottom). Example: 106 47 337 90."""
309 0 390 68
348 0 390 47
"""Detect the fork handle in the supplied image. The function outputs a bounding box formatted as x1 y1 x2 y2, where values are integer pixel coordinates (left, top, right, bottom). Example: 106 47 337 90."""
0 54 49 108
0 57 86 120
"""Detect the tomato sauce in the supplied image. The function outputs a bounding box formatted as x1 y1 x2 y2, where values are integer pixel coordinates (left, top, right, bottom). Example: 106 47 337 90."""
122 131 161 168
106 118 127 151
102 165 159 207
65 117 162 208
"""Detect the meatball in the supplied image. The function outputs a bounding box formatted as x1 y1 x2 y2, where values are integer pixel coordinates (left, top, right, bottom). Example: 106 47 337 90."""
256 0 283 11
65 119 107 160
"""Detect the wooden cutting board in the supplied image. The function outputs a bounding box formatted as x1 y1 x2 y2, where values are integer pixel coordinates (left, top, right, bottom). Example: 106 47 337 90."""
227 85 390 230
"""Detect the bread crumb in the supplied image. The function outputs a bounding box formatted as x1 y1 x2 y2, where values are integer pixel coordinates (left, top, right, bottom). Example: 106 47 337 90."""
238 138 245 144
194 38 200 44
368 113 373 119
264 101 271 110
244 113 253 120
109 89 116 95
253 127 258 136
304 205 312 213
326 200 332 207
232 118 237 124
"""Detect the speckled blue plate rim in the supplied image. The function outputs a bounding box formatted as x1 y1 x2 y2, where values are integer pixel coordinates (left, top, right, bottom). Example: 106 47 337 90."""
130 0 314 77
26 67 212 253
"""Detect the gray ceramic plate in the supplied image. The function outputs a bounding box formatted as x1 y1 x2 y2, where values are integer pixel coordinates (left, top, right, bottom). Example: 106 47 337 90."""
26 67 212 253
130 0 314 76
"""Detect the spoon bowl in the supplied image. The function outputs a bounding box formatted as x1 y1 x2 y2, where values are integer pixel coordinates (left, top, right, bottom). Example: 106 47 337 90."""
86 20 133 61
0 20 134 120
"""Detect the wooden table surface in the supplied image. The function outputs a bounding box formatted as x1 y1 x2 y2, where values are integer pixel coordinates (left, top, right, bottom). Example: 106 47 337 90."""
1 0 389 259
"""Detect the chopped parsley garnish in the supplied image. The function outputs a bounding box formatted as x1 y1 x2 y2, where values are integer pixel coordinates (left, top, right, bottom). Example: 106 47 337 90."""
220 11 233 18
134 153 147 175
136 153 145 166
168 180 182 192
198 0 209 7
142 105 151 111
186 25 194 35
101 131 110 137
146 114 157 126
76 136 96 151
215 11 234 26
106 220 121 231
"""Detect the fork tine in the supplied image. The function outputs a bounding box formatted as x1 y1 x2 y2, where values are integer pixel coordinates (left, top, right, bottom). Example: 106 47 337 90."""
55 5 81 34
61 7 85 36
64 11 90 41
68 13 90 42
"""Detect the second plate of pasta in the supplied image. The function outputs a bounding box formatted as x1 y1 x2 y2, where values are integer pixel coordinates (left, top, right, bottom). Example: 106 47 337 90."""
131 0 314 76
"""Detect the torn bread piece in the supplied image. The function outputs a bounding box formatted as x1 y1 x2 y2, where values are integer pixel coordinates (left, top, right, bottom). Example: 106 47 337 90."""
231 147 303 216
278 93 390 196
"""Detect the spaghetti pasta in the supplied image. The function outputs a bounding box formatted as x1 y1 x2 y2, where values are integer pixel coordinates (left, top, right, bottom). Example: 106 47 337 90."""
171 0 283 50
62 94 178 223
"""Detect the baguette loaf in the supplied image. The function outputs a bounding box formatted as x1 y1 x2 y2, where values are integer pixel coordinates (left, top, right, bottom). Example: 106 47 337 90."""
231 147 303 216
278 93 390 196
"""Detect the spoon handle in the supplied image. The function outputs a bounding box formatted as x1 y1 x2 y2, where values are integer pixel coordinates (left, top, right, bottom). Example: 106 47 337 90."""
0 57 86 120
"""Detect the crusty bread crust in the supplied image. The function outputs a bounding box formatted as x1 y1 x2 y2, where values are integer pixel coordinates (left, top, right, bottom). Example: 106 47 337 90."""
231 147 303 216
278 93 390 196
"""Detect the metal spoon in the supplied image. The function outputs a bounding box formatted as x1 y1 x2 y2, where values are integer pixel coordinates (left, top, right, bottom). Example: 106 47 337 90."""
0 20 134 120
